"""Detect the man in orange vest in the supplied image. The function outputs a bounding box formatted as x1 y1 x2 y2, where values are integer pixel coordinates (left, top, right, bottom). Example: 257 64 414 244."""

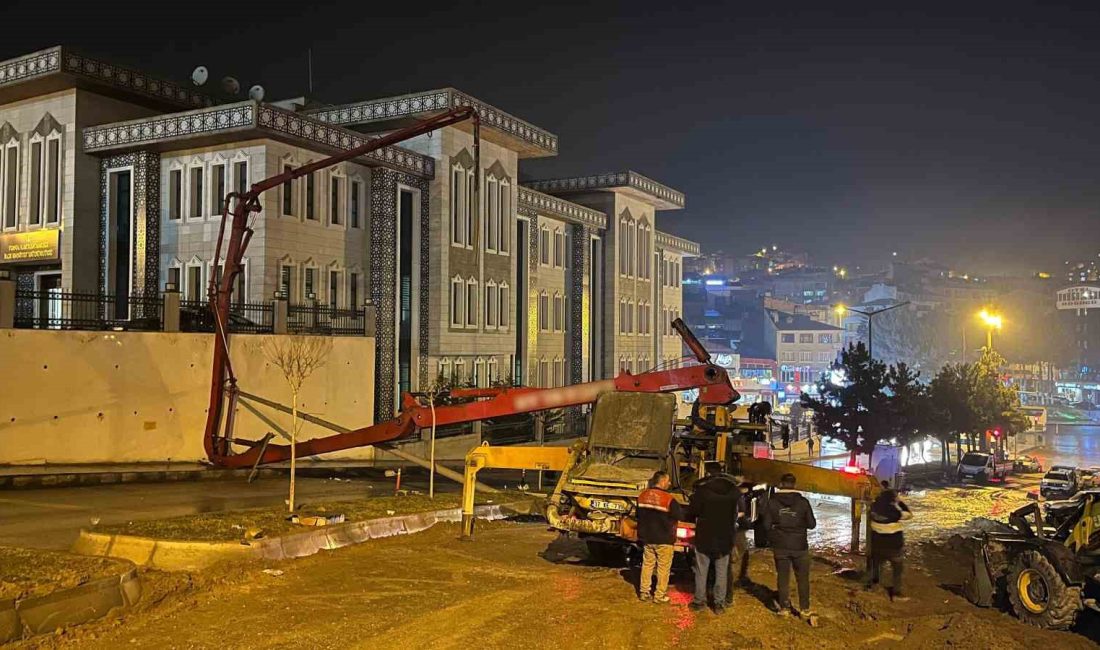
637 470 684 603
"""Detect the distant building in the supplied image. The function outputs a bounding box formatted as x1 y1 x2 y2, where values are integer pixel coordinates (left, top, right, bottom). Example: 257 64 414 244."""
1055 286 1100 402
764 309 843 388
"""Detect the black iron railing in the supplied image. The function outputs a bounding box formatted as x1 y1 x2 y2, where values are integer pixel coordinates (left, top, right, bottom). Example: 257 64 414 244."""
14 291 163 331
180 300 274 334
288 302 364 336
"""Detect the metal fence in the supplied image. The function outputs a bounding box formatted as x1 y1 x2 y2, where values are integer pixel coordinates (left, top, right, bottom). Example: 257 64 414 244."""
179 300 274 334
287 302 365 336
14 291 163 331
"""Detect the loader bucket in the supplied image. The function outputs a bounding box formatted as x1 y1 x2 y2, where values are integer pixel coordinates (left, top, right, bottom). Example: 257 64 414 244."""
963 539 995 607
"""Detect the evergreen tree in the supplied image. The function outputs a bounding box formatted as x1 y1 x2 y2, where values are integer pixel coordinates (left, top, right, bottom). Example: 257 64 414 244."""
801 342 889 463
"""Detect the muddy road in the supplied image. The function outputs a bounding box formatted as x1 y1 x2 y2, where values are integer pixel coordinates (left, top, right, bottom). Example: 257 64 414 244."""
17 518 1096 650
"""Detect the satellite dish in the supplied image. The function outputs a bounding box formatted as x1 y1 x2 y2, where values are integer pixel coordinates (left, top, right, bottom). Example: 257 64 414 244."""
248 85 265 102
221 76 241 95
191 66 209 86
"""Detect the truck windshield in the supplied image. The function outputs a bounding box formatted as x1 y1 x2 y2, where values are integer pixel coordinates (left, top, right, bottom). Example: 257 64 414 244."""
960 453 989 466
1045 471 1071 482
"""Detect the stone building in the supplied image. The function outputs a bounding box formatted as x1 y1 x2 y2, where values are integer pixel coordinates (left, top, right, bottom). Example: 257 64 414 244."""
0 46 698 422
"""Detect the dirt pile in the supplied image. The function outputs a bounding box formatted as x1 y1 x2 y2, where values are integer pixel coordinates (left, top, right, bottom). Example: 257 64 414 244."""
0 546 130 602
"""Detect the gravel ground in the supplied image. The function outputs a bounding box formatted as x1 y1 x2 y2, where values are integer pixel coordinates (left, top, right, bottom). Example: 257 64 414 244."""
0 546 130 602
13 520 1099 650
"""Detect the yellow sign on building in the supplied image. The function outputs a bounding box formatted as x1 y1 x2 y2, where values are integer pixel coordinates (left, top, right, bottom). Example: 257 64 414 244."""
0 230 60 264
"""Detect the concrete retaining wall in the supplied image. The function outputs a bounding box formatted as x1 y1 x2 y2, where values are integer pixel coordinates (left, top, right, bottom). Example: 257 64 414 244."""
0 568 141 643
0 329 376 464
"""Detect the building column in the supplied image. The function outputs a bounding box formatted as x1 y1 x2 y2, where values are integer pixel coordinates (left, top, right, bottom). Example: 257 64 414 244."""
568 223 591 384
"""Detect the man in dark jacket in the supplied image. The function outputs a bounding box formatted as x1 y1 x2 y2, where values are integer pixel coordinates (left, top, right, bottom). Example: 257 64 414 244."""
637 470 684 604
764 473 818 624
724 477 755 605
689 462 740 613
866 481 912 600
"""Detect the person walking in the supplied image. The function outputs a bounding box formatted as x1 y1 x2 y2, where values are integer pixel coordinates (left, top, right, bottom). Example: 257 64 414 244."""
637 471 683 604
689 463 740 613
764 473 818 625
724 476 755 605
865 481 913 601
806 436 815 458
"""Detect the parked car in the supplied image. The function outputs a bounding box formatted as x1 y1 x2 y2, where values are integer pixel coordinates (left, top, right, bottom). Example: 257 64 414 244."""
956 451 1012 483
1011 454 1043 473
1040 467 1079 499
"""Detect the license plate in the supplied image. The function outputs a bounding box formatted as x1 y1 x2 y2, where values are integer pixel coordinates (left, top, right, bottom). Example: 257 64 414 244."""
589 499 624 511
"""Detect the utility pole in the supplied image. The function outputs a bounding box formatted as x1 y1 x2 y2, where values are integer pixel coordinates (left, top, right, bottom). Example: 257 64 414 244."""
837 302 910 359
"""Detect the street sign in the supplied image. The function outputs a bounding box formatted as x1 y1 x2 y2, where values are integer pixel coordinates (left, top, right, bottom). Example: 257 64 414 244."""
0 229 60 264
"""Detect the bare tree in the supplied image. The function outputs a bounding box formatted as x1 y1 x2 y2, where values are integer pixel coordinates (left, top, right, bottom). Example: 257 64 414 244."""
258 335 332 512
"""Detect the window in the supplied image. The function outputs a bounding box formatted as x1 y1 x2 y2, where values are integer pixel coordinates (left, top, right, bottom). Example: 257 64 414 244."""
168 168 182 220
28 141 41 225
498 283 509 330
474 358 485 388
539 225 550 265
281 164 294 216
234 160 248 197
553 293 565 332
626 299 634 333
538 292 550 332
350 180 362 228
465 169 475 247
454 359 466 382
537 359 549 388
800 351 813 363
818 334 833 344
349 272 359 307
799 333 814 344
818 351 832 363
638 302 648 335
188 166 203 218
330 176 342 225
439 358 452 382
305 172 316 220
329 270 340 307
279 265 295 300
210 163 226 215
2 143 17 229
553 358 564 388
304 267 316 300
619 300 627 334
45 138 60 224
486 177 498 252
451 276 464 327
499 181 510 253
619 218 629 275
466 279 478 327
167 266 181 291
487 358 499 384
485 281 498 328
637 224 649 279
450 165 464 246
185 264 203 302
553 228 564 268
781 333 795 343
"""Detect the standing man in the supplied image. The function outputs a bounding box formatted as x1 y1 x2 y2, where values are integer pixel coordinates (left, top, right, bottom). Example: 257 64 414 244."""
866 480 913 601
725 476 755 605
637 471 683 604
764 473 818 625
806 436 815 458
689 463 740 613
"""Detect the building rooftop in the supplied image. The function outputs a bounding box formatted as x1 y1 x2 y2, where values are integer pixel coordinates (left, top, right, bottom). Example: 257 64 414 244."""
517 187 605 229
767 310 843 332
304 88 557 159
0 46 214 111
524 171 685 210
656 231 700 256
82 100 434 178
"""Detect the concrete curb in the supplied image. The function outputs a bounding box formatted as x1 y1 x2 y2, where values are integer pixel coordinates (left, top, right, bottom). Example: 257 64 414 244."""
0 467 283 490
0 568 141 644
73 500 534 571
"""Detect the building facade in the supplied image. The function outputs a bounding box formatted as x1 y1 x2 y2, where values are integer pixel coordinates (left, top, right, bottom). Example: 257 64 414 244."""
0 47 698 422
763 309 843 386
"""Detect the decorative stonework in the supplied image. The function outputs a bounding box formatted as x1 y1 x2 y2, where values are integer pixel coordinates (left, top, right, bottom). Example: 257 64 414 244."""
307 88 558 157
517 187 605 229
98 151 161 298
82 102 434 179
568 224 591 385
655 230 700 256
369 169 431 421
525 171 685 209
0 47 214 109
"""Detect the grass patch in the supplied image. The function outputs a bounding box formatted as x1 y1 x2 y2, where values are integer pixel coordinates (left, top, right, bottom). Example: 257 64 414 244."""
96 491 535 543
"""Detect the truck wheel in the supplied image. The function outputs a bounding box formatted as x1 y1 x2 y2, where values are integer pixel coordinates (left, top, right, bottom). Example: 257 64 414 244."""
1006 550 1083 630
586 540 627 566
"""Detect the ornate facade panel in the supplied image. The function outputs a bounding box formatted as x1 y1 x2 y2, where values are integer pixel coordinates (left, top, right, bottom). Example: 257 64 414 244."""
656 230 700 256
517 187 605 229
525 170 685 209
83 103 256 151
369 168 431 421
97 151 161 299
568 224 592 385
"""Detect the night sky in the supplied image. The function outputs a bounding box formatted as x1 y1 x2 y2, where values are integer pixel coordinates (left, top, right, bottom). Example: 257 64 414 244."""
6 0 1100 275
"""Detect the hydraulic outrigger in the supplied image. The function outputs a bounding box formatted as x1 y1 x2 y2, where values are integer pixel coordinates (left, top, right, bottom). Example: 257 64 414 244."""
201 101 740 469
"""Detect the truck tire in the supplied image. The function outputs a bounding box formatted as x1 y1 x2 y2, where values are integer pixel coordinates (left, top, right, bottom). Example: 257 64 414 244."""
1006 550 1083 630
586 540 627 566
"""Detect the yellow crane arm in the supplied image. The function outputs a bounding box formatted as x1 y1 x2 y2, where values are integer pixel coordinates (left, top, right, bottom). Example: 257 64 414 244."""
461 443 574 538
738 456 882 502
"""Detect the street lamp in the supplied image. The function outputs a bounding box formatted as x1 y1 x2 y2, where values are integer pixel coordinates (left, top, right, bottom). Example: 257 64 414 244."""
978 309 1003 351
835 301 911 359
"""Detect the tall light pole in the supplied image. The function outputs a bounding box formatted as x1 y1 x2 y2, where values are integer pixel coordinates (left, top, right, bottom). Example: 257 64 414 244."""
835 301 911 359
978 309 1003 351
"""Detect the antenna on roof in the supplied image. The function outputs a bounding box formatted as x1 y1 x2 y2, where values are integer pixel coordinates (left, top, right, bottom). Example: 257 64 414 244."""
191 66 209 87
307 48 313 95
